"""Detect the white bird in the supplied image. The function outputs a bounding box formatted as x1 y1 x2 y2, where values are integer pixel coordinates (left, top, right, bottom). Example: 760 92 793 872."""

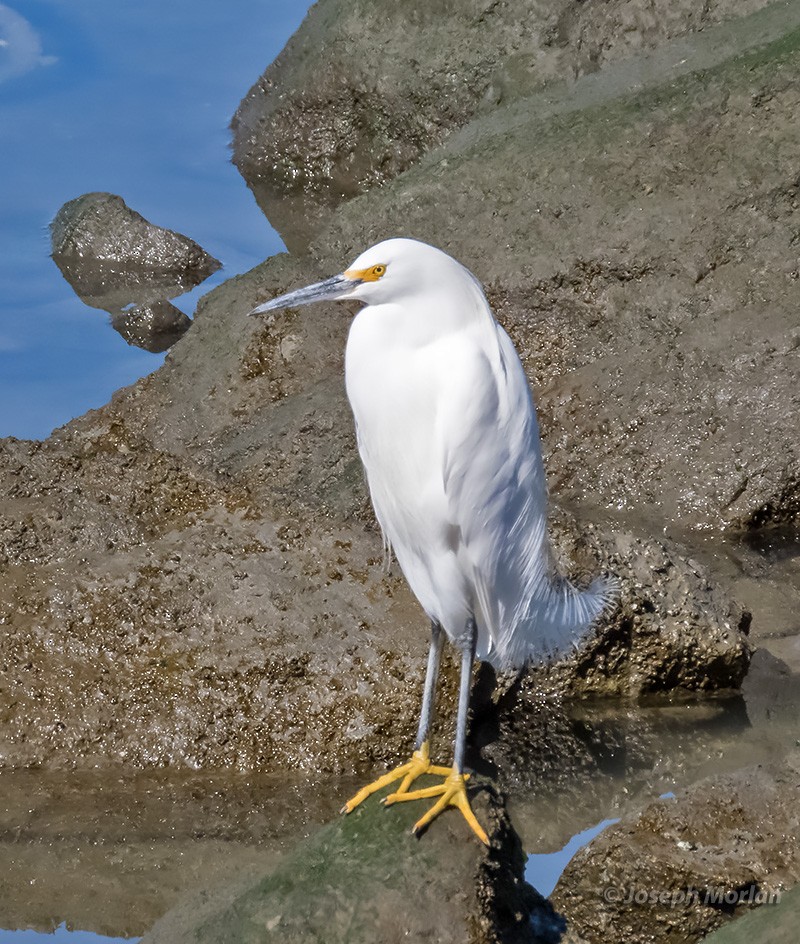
250 237 615 844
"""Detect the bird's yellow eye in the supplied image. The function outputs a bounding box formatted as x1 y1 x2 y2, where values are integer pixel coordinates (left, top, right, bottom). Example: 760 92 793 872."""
343 263 388 282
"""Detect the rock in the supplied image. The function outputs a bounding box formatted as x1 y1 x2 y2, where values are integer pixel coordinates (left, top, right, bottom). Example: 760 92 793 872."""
50 191 220 351
526 509 751 699
701 883 800 944
1 0 796 776
0 252 750 772
110 301 193 353
141 778 556 944
51 192 221 306
4 3 799 939
311 6 800 531
741 648 800 725
550 751 800 943
690 526 800 674
238 2 800 529
232 0 778 250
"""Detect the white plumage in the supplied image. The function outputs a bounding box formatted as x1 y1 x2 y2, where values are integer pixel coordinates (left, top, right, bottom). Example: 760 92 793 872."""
342 238 612 667
250 236 615 842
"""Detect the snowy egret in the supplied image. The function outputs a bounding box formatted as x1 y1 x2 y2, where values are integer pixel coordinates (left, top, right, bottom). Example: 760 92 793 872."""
250 238 615 844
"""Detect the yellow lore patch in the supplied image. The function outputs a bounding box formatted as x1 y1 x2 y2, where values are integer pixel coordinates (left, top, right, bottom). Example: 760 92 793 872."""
345 263 387 282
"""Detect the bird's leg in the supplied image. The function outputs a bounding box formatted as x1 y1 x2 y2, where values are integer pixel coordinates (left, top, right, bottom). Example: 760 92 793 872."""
341 621 450 814
385 617 489 845
416 619 444 751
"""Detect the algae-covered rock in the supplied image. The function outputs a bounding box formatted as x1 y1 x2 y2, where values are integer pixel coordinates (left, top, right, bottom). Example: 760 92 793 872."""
141 781 556 944
701 884 800 944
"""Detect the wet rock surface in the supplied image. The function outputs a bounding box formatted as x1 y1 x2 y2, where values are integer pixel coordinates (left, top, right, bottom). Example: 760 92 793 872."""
3 0 797 779
551 750 800 943
141 778 552 944
311 7 800 532
232 0 775 250
702 883 800 944
0 292 749 770
50 191 220 351
525 510 751 699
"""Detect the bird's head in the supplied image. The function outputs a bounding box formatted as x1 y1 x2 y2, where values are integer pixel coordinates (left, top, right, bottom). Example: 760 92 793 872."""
249 238 467 315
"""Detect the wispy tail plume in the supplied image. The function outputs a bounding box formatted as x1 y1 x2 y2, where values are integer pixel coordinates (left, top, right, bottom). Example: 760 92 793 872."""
495 572 619 669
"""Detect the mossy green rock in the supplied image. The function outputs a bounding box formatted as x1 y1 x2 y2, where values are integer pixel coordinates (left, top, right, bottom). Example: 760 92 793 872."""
142 781 554 943
701 885 800 944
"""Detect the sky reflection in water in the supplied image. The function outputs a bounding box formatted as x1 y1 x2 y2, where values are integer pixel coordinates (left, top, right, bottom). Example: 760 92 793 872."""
0 927 135 943
524 817 620 898
0 0 308 440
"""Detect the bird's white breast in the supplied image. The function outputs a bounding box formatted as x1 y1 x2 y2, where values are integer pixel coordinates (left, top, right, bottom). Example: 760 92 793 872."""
345 303 474 628
345 303 447 520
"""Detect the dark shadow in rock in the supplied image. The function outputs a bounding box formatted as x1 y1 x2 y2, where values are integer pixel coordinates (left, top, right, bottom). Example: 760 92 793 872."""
468 661 507 778
739 522 800 561
50 191 221 352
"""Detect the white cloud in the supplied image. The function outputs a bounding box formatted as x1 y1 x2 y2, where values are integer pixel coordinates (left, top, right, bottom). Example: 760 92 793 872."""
0 4 57 83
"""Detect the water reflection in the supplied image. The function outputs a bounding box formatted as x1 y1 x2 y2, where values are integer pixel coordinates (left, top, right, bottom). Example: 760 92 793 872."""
0 926 136 943
507 660 799 861
525 817 619 898
0 768 350 939
107 303 191 354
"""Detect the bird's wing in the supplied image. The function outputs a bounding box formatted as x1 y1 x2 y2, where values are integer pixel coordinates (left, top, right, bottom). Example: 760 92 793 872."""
436 323 550 661
439 323 615 666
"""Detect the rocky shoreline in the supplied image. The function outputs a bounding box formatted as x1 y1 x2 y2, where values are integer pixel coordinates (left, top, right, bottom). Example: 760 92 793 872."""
2 0 799 940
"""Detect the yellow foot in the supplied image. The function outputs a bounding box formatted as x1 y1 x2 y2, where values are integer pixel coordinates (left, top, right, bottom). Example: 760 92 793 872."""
385 767 489 845
341 741 452 814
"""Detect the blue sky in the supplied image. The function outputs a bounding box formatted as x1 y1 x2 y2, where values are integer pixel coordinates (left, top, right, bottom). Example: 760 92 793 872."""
0 1 309 440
